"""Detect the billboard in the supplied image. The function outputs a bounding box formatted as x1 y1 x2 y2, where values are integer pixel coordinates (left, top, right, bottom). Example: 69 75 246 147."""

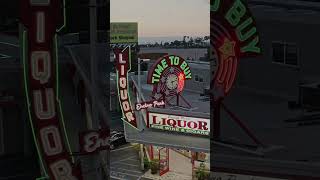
147 112 210 136
110 22 138 44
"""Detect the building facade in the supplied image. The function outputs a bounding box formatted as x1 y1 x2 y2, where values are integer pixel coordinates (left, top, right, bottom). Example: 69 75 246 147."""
113 48 211 179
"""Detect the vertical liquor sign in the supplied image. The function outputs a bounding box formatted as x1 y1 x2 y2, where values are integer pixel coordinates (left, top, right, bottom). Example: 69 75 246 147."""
111 22 139 129
20 0 83 179
114 46 138 128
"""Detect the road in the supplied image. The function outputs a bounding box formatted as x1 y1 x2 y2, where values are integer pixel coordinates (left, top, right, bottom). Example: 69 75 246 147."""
110 143 152 180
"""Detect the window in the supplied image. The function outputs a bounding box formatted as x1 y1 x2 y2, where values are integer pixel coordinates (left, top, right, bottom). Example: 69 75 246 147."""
195 75 199 82
272 42 298 66
195 74 204 82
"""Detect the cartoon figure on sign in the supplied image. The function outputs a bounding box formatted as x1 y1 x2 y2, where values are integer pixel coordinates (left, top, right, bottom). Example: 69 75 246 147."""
147 55 192 107
214 37 237 99
211 0 264 147
211 0 261 99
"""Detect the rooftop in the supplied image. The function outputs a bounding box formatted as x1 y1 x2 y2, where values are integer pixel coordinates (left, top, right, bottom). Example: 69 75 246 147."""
247 0 320 24
212 86 320 177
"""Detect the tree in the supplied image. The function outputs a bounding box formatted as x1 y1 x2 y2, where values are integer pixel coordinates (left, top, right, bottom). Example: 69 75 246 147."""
188 37 194 47
183 36 189 47
173 40 181 47
195 37 203 46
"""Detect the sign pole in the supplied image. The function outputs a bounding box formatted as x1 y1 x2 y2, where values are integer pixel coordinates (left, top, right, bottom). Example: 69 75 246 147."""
138 58 141 98
89 0 97 130
137 58 145 170
213 98 221 139
177 93 179 106
89 0 103 179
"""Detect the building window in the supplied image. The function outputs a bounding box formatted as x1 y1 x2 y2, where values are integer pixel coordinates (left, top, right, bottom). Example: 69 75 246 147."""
195 74 204 82
272 42 298 66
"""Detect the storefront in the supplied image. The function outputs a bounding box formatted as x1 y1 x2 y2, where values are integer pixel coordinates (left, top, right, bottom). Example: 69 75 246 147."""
114 46 210 178
145 145 210 178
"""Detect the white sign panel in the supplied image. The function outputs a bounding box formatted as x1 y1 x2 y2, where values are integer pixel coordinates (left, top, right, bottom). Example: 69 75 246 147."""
147 112 210 135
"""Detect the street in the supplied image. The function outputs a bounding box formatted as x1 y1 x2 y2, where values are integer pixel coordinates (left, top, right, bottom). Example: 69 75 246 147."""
110 143 152 180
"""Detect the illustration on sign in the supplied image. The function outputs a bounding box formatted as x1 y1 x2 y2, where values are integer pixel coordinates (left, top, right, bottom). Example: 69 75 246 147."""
211 0 261 97
114 46 138 128
20 0 83 179
147 55 192 102
211 0 268 170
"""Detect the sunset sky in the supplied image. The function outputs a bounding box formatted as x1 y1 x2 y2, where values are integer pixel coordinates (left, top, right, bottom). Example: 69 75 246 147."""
110 0 209 38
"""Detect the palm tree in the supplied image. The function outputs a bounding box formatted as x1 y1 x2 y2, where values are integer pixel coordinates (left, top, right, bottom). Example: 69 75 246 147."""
188 37 194 47
183 36 190 47
195 37 203 47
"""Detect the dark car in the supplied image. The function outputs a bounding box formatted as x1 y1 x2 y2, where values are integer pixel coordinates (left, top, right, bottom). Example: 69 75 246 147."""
109 131 127 150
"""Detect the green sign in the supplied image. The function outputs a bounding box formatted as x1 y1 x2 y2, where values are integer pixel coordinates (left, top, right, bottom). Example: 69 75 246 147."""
147 55 192 84
211 0 261 55
110 22 138 44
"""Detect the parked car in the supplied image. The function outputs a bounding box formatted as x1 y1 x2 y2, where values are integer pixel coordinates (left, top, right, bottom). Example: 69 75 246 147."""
109 131 127 150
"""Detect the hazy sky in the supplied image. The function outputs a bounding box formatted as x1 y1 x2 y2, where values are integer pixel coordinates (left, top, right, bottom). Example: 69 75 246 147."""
111 0 209 37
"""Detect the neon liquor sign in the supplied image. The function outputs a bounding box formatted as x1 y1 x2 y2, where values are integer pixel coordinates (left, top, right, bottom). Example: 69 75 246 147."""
211 0 261 97
147 112 210 136
114 46 138 128
21 0 82 179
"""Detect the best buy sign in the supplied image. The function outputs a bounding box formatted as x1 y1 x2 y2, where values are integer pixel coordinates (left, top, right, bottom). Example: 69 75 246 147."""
211 0 261 56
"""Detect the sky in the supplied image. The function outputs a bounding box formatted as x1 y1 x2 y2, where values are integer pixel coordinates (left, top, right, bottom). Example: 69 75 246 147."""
110 0 209 38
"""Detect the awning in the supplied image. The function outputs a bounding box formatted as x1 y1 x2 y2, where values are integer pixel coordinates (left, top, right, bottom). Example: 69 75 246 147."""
123 122 210 153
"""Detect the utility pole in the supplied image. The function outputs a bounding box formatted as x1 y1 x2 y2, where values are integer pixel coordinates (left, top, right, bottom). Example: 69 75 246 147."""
88 0 103 179
137 58 144 171
137 58 150 170
89 0 97 130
